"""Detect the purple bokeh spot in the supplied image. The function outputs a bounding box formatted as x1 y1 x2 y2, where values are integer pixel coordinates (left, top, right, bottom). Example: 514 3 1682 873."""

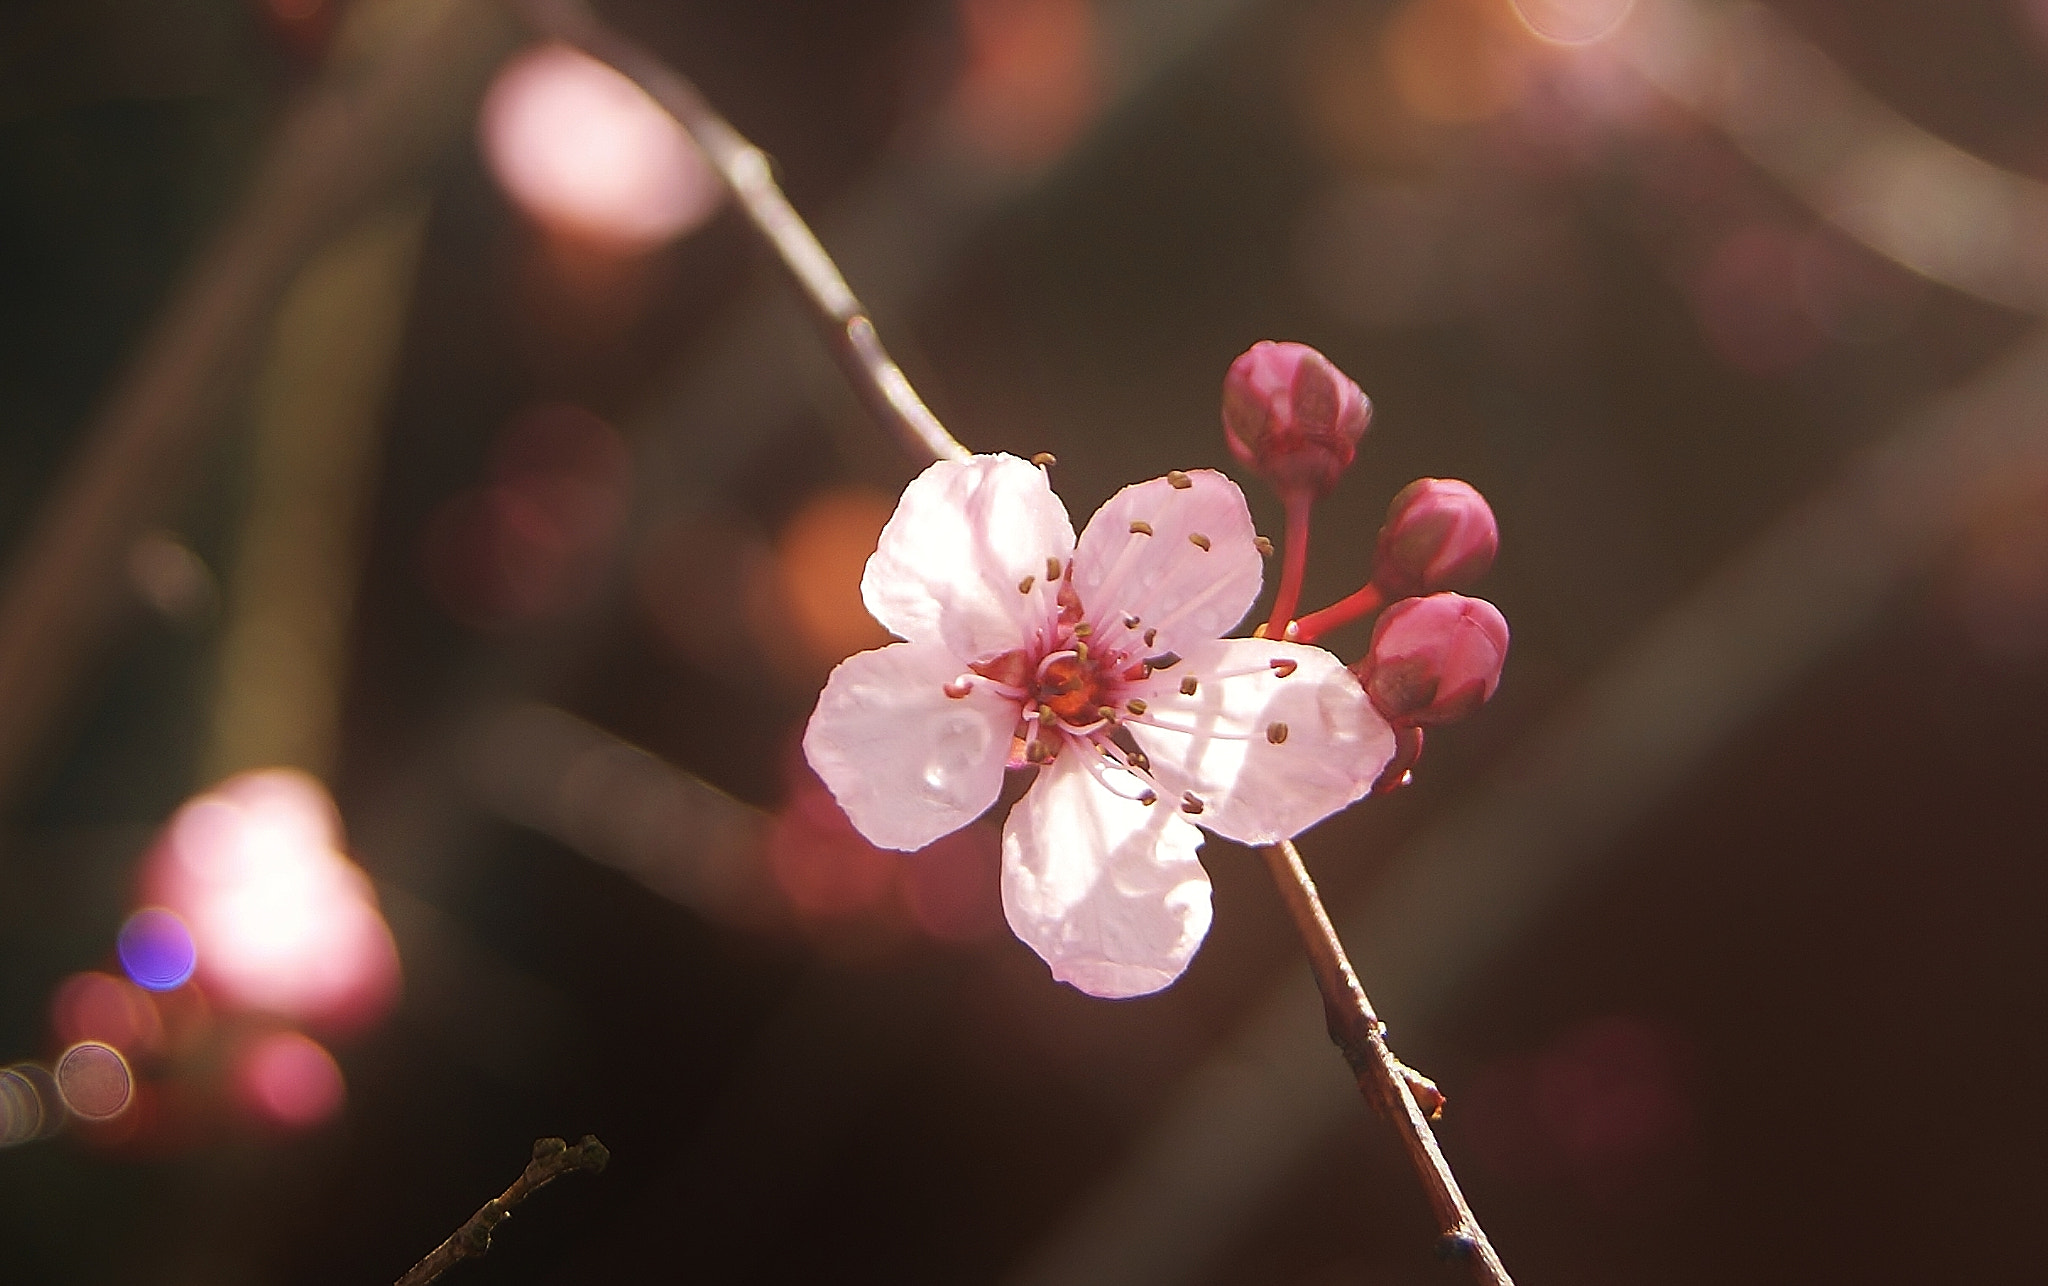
118 908 196 991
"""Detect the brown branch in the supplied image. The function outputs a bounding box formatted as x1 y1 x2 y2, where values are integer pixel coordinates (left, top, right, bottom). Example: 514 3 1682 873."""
504 12 1510 1279
505 0 972 467
395 1135 610 1286
1260 840 1511 1286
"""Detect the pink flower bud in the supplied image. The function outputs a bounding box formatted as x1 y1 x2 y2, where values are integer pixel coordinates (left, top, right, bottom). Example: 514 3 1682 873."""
1354 593 1509 727
1221 341 1371 497
1374 478 1499 599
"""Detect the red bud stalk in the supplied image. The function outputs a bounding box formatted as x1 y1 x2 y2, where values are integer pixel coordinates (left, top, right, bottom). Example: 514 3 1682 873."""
1294 478 1499 644
1221 341 1373 639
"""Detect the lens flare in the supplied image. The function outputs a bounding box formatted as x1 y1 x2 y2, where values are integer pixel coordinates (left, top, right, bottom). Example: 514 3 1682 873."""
51 972 164 1057
0 1066 51 1146
55 1043 133 1122
236 1031 345 1129
118 908 197 991
1508 0 1634 46
143 770 399 1030
480 42 722 251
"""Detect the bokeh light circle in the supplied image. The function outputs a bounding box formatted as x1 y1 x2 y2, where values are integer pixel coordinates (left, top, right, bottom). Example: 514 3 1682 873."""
118 907 197 990
144 769 401 1031
51 972 164 1057
0 1066 50 1146
237 1031 345 1129
54 1043 133 1122
1508 0 1634 45
479 42 722 250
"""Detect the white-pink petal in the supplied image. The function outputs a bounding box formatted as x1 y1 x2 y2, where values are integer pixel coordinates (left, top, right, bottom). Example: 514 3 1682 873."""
1125 639 1392 846
1070 469 1263 657
804 642 1016 851
861 454 1075 663
1001 751 1212 999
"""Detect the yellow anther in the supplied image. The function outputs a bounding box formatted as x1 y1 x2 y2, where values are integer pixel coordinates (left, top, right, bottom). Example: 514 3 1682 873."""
1167 470 1192 490
1188 532 1211 551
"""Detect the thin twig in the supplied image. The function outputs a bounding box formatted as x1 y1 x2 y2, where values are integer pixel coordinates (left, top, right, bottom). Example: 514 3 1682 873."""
516 10 1509 1277
1260 840 1512 1286
395 1135 609 1286
506 0 971 467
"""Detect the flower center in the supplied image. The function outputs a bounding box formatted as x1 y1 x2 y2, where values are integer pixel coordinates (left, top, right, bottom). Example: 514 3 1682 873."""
1035 653 1106 726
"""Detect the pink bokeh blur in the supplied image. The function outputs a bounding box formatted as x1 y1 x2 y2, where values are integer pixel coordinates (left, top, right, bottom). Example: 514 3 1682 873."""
480 42 723 252
140 771 399 1033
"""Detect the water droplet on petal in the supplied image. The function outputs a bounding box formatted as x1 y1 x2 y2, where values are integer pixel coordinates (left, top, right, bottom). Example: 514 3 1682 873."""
921 714 995 808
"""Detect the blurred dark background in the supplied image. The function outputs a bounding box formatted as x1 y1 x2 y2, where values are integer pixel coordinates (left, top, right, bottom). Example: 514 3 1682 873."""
3 0 2047 1282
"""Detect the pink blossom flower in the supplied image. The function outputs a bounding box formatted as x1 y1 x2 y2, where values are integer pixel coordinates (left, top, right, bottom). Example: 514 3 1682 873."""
804 454 1395 997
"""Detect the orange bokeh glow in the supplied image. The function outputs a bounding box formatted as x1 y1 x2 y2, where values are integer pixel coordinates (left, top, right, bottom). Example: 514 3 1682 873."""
142 771 399 1032
951 0 1102 169
776 488 896 667
480 42 722 251
1385 0 1534 125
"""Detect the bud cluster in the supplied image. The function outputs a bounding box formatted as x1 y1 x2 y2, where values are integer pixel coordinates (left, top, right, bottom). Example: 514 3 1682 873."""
1220 340 1512 794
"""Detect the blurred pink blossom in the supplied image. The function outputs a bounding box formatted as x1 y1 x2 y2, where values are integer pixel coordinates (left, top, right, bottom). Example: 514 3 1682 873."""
805 454 1392 997
143 771 399 1032
480 42 721 251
